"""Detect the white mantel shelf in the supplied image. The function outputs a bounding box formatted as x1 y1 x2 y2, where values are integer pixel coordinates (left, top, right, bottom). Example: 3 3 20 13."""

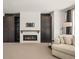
20 30 40 33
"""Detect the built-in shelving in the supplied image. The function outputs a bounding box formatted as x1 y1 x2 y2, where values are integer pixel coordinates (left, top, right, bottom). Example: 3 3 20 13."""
63 9 73 34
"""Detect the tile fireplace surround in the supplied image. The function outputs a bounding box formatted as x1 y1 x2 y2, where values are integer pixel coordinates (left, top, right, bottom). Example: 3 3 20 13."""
20 30 40 43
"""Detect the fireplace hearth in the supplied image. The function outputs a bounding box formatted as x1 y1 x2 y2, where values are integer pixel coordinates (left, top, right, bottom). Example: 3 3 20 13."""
23 35 37 41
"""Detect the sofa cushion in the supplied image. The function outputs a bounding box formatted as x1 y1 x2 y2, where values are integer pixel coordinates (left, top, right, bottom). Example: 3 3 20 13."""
52 44 75 56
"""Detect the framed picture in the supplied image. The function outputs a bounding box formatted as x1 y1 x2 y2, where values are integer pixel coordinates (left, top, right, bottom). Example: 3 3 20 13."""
26 23 35 27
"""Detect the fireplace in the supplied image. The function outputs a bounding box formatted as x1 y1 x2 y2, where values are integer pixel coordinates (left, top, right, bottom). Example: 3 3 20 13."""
23 35 37 41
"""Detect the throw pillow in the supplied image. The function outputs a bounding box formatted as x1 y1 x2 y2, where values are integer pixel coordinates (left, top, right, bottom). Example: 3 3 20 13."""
64 36 73 45
54 37 61 44
59 35 64 44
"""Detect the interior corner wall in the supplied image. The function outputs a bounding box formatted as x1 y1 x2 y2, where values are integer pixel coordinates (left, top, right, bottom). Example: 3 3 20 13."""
53 10 65 39
51 13 54 40
72 9 75 35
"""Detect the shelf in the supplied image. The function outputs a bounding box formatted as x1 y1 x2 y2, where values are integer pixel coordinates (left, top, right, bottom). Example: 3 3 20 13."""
20 30 40 33
63 22 72 27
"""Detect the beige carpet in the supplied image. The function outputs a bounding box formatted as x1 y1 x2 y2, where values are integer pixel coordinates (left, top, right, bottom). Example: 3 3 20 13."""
3 43 57 59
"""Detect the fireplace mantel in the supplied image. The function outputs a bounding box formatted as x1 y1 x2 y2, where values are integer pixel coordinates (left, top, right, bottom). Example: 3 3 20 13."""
21 30 40 33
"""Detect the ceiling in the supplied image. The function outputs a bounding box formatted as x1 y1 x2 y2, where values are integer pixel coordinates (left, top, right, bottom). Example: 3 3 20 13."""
3 0 75 13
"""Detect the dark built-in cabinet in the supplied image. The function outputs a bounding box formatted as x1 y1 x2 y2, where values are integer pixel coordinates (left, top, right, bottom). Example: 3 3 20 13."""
3 14 20 42
14 16 20 42
3 16 15 42
65 10 72 34
66 27 72 34
41 14 52 43
66 10 72 22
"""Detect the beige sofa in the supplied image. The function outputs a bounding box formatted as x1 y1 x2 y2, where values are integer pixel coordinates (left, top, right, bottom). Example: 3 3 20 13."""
52 35 75 59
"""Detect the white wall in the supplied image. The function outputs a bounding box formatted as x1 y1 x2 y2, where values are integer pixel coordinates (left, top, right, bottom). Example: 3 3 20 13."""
3 0 74 13
53 10 65 39
20 12 40 30
20 12 41 43
72 9 75 35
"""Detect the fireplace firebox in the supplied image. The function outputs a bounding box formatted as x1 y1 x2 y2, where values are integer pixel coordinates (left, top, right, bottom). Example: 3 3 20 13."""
23 35 37 41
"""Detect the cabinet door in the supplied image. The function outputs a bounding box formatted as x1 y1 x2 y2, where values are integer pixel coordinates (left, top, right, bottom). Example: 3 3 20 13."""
3 16 9 42
41 14 52 43
67 10 72 22
3 16 15 42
